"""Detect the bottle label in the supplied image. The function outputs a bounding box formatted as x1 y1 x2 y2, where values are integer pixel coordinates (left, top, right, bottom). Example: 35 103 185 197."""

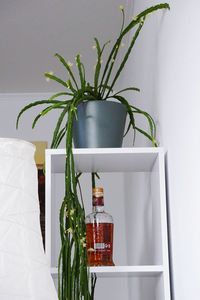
86 223 114 266
94 242 112 250
92 196 104 206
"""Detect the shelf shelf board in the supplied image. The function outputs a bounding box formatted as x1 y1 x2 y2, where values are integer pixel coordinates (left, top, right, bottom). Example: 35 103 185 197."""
51 265 164 278
46 147 163 173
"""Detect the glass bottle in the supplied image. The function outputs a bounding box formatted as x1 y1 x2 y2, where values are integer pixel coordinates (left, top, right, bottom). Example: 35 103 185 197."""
86 187 114 266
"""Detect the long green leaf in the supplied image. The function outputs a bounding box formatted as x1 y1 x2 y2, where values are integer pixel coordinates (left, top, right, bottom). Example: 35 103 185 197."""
94 40 111 97
94 38 102 91
105 18 144 98
76 54 85 89
80 63 86 88
51 104 70 148
100 3 170 97
100 39 121 97
131 104 156 136
112 94 136 132
34 101 67 125
122 3 170 37
66 79 77 93
132 109 154 137
119 6 125 35
114 87 140 95
135 126 158 146
131 106 156 138
44 72 70 89
16 99 64 129
55 53 79 90
49 92 73 101
99 8 127 96
53 126 66 148
32 103 65 129
112 95 156 146
123 120 132 136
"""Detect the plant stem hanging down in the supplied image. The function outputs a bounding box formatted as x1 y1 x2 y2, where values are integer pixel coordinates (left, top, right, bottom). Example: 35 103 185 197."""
58 108 92 299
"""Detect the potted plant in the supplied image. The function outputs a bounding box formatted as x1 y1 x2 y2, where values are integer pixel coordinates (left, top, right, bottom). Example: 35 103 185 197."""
16 3 169 299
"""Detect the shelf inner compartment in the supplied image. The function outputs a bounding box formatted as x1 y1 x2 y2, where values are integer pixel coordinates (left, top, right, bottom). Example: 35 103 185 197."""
47 147 162 173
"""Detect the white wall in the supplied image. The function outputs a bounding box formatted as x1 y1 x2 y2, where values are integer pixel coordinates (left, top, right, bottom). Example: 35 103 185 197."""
0 0 129 93
156 1 200 299
122 0 200 299
120 0 163 147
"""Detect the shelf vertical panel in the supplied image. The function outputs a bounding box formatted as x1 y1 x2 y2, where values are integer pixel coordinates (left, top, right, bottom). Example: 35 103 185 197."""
151 156 163 265
150 150 171 300
157 151 171 300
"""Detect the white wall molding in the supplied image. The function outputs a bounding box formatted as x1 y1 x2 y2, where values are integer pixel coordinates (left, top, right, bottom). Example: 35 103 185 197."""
0 92 53 101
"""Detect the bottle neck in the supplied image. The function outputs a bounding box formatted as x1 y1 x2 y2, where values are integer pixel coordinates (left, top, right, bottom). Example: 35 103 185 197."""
92 205 104 213
92 196 104 213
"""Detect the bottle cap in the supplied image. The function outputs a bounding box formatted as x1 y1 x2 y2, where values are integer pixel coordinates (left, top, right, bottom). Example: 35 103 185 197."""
92 187 104 197
92 187 104 206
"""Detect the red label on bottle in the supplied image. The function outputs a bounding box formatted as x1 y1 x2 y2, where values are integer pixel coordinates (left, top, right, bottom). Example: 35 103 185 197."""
92 196 104 206
86 223 114 266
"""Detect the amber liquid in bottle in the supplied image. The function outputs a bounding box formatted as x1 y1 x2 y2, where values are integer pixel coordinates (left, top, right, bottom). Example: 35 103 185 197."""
86 187 114 266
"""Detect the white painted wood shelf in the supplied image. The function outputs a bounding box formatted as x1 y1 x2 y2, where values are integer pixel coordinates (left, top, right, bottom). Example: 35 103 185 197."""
45 147 171 300
47 147 160 173
51 265 163 277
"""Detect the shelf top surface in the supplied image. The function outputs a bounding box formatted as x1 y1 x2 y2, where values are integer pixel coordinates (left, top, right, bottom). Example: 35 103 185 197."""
51 265 164 277
46 147 164 173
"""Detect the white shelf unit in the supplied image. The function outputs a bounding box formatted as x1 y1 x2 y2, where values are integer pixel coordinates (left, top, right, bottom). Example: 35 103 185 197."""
45 147 171 300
